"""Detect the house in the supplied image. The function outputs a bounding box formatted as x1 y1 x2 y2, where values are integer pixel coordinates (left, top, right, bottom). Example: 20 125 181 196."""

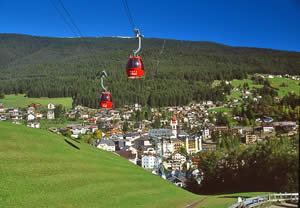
8 108 19 114
113 139 126 151
143 147 156 155
67 110 76 119
168 170 187 187
88 125 98 133
134 103 142 111
94 139 115 152
110 110 120 119
27 122 40 128
125 132 141 142
134 136 151 148
47 111 55 120
29 103 41 108
0 106 6 113
203 101 213 106
273 121 297 132
27 107 35 114
262 122 274 133
27 114 35 121
88 118 97 124
115 149 138 164
10 113 23 120
67 124 87 135
74 105 84 111
168 152 186 171
231 126 243 135
48 103 55 110
214 126 228 137
0 115 7 121
79 112 89 119
141 155 161 169
35 113 43 118
244 134 258 144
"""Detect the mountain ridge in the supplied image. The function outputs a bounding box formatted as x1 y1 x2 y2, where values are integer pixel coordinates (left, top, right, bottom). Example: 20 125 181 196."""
0 33 299 107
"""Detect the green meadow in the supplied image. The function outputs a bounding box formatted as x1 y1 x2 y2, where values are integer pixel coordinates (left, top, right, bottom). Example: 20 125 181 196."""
0 122 200 208
266 77 300 98
0 94 72 108
208 107 232 113
0 122 272 207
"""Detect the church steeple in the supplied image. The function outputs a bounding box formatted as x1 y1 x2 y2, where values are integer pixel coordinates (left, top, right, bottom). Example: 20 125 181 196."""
171 114 177 138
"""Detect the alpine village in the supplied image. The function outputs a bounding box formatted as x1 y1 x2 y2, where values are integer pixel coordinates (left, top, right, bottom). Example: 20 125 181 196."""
0 2 299 208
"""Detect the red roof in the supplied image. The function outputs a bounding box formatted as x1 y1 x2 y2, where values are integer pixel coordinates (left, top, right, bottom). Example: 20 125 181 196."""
172 114 177 122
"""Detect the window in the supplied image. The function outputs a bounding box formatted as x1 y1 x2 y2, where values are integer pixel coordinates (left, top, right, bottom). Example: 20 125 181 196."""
127 58 140 68
140 59 145 70
101 94 109 101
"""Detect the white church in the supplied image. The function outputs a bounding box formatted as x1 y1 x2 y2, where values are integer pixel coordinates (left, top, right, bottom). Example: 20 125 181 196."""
153 114 202 158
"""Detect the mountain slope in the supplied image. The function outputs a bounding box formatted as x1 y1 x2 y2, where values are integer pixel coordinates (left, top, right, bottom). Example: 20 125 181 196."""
0 122 200 208
0 34 299 108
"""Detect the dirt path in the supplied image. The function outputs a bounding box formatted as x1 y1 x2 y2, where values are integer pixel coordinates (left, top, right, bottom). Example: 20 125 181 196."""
184 197 208 208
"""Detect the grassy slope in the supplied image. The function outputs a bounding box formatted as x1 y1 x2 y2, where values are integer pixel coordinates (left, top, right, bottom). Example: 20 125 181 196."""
0 122 200 208
266 77 300 98
0 94 72 108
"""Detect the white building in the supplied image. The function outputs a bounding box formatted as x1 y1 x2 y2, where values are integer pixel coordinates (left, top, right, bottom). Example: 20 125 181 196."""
27 107 35 114
48 103 55 110
27 114 35 121
47 111 55 120
142 155 162 169
95 139 115 152
35 113 43 118
27 122 40 128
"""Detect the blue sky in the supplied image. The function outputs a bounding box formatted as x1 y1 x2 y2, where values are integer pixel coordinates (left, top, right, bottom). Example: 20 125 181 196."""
1 0 300 51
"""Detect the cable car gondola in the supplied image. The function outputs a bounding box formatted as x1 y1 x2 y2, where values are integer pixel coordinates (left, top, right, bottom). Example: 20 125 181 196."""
98 71 113 109
126 28 145 79
126 56 144 78
99 92 113 109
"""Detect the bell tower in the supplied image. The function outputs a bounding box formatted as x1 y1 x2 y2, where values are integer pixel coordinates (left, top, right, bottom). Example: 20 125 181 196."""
171 114 177 138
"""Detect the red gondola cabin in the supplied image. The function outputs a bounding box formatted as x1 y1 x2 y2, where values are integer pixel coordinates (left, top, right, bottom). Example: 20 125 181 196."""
99 92 113 109
126 56 144 79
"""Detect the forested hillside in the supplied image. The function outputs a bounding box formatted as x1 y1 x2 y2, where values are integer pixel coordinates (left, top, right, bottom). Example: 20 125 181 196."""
1 33 300 108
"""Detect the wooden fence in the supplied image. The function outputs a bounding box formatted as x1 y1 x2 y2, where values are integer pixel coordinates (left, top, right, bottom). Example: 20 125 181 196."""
227 193 298 208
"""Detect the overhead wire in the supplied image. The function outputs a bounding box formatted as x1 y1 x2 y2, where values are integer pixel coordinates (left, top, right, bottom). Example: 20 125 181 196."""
155 39 166 76
57 0 84 37
122 0 136 31
49 0 108 90
49 0 79 36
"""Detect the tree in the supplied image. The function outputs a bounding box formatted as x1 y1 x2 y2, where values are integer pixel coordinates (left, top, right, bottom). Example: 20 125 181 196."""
0 90 4 99
122 121 129 132
84 135 91 143
93 130 102 139
54 104 64 119
152 117 161 128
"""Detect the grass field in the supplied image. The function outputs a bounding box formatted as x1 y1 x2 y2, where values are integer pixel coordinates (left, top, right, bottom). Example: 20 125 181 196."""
215 76 300 103
0 122 201 208
0 94 72 108
266 77 300 98
208 107 232 113
0 122 271 208
231 78 264 89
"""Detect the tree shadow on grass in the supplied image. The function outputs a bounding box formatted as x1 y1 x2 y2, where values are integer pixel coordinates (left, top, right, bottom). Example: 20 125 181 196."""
70 138 80 143
64 139 80 150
